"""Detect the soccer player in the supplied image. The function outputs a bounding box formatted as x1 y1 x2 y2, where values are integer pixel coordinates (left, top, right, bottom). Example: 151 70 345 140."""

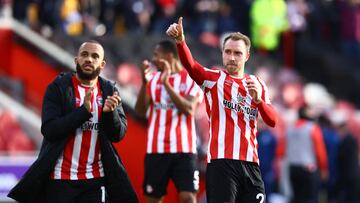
8 41 138 203
135 40 202 203
166 17 277 203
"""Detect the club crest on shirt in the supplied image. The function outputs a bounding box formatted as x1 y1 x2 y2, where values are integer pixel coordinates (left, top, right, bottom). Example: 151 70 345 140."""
96 96 103 106
179 83 187 92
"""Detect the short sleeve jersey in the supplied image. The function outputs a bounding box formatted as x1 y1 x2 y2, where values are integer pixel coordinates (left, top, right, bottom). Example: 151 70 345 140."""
146 69 202 154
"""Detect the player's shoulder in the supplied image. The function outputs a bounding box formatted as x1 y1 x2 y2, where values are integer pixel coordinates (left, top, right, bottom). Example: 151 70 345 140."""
206 67 222 73
202 67 222 80
52 71 73 86
55 71 72 80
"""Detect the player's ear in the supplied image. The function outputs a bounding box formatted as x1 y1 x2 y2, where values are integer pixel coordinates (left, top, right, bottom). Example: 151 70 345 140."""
245 52 250 62
101 59 106 69
74 57 78 64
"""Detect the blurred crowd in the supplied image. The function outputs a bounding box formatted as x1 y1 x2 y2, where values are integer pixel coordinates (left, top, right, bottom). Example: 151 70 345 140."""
1 0 360 202
253 66 360 203
5 0 360 60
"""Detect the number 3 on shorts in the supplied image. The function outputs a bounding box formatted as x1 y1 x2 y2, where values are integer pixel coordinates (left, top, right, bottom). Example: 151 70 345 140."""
256 193 265 203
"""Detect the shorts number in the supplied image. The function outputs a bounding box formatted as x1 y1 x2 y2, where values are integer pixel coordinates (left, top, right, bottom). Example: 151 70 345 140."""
101 186 106 203
256 193 264 203
193 170 199 190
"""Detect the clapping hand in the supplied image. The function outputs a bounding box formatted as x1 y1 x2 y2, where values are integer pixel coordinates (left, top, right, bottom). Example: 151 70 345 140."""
103 91 122 112
158 59 171 84
141 60 156 83
84 87 94 112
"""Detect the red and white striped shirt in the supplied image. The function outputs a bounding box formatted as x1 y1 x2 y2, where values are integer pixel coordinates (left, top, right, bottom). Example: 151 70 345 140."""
176 42 277 164
51 76 104 180
202 70 271 163
146 69 201 154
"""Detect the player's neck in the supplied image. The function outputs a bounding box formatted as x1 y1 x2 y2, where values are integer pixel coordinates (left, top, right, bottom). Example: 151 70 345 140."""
76 75 98 87
229 71 244 79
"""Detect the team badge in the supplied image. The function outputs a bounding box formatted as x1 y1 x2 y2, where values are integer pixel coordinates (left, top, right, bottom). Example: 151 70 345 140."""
179 83 186 92
96 96 103 106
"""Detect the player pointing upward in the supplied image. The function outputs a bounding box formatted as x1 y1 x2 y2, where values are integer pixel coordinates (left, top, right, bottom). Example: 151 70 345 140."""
166 17 277 203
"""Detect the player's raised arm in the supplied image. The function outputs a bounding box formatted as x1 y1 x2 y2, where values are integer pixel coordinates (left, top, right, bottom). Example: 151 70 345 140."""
166 17 207 85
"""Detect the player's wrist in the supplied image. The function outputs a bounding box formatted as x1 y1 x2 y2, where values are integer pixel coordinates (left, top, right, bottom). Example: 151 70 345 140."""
175 34 185 43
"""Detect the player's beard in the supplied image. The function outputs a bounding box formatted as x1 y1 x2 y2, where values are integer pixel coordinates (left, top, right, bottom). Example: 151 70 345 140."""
76 63 101 80
225 64 238 74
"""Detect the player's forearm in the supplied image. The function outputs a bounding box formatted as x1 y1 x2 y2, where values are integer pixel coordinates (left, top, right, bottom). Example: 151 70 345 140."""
176 41 197 76
134 84 149 118
176 41 208 85
164 81 195 115
41 84 92 142
41 106 92 142
258 102 277 127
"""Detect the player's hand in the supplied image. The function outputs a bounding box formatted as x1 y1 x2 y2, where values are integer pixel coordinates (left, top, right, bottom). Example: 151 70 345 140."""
84 87 94 112
246 78 262 104
103 91 122 112
141 59 155 83
166 17 184 43
158 59 171 84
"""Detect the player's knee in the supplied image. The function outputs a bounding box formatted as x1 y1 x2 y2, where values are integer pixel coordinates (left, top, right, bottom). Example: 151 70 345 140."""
145 196 163 203
179 192 196 203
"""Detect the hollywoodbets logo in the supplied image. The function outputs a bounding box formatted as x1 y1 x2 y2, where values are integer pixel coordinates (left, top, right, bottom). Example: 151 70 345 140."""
153 102 175 110
81 121 99 131
223 93 258 120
